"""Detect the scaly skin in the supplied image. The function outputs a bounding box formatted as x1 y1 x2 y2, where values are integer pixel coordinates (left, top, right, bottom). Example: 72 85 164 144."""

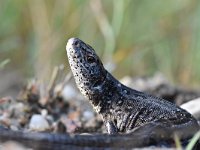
66 37 199 136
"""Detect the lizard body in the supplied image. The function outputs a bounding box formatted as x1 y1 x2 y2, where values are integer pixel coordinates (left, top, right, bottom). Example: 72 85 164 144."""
66 38 199 135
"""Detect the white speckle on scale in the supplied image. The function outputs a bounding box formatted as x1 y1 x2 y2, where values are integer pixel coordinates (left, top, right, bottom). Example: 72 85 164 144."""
127 105 132 109
94 106 101 113
118 100 122 104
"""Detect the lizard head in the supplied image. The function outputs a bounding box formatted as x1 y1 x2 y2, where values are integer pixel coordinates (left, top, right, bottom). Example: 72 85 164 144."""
66 38 107 97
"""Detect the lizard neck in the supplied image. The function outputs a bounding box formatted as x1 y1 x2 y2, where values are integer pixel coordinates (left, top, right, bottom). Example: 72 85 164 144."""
86 71 125 114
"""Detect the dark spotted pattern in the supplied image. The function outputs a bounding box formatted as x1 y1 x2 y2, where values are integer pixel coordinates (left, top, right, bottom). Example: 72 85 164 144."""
66 38 199 134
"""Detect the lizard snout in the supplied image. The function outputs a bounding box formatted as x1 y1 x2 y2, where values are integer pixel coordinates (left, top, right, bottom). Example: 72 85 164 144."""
66 37 80 57
67 38 81 49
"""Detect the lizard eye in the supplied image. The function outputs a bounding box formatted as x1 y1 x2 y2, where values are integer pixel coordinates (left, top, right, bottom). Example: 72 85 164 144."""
87 56 95 63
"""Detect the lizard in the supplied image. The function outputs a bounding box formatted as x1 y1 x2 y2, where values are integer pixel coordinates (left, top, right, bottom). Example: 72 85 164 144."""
0 38 199 149
66 37 199 138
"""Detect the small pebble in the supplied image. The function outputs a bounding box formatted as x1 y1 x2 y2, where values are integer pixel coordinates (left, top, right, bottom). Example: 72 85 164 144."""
29 114 50 131
61 85 77 100
82 110 95 122
53 121 66 133
1 141 28 150
10 125 18 131
41 109 48 117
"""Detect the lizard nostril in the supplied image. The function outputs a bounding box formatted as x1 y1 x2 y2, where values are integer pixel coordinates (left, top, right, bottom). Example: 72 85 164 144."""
74 40 80 47
74 41 78 45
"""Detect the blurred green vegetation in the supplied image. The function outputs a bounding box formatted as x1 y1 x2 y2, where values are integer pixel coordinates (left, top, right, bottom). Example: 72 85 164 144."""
0 59 10 69
1 0 200 87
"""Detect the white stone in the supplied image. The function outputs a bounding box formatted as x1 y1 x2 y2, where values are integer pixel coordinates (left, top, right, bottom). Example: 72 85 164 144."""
61 85 77 100
29 114 50 131
41 109 48 117
181 98 200 120
82 110 95 121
